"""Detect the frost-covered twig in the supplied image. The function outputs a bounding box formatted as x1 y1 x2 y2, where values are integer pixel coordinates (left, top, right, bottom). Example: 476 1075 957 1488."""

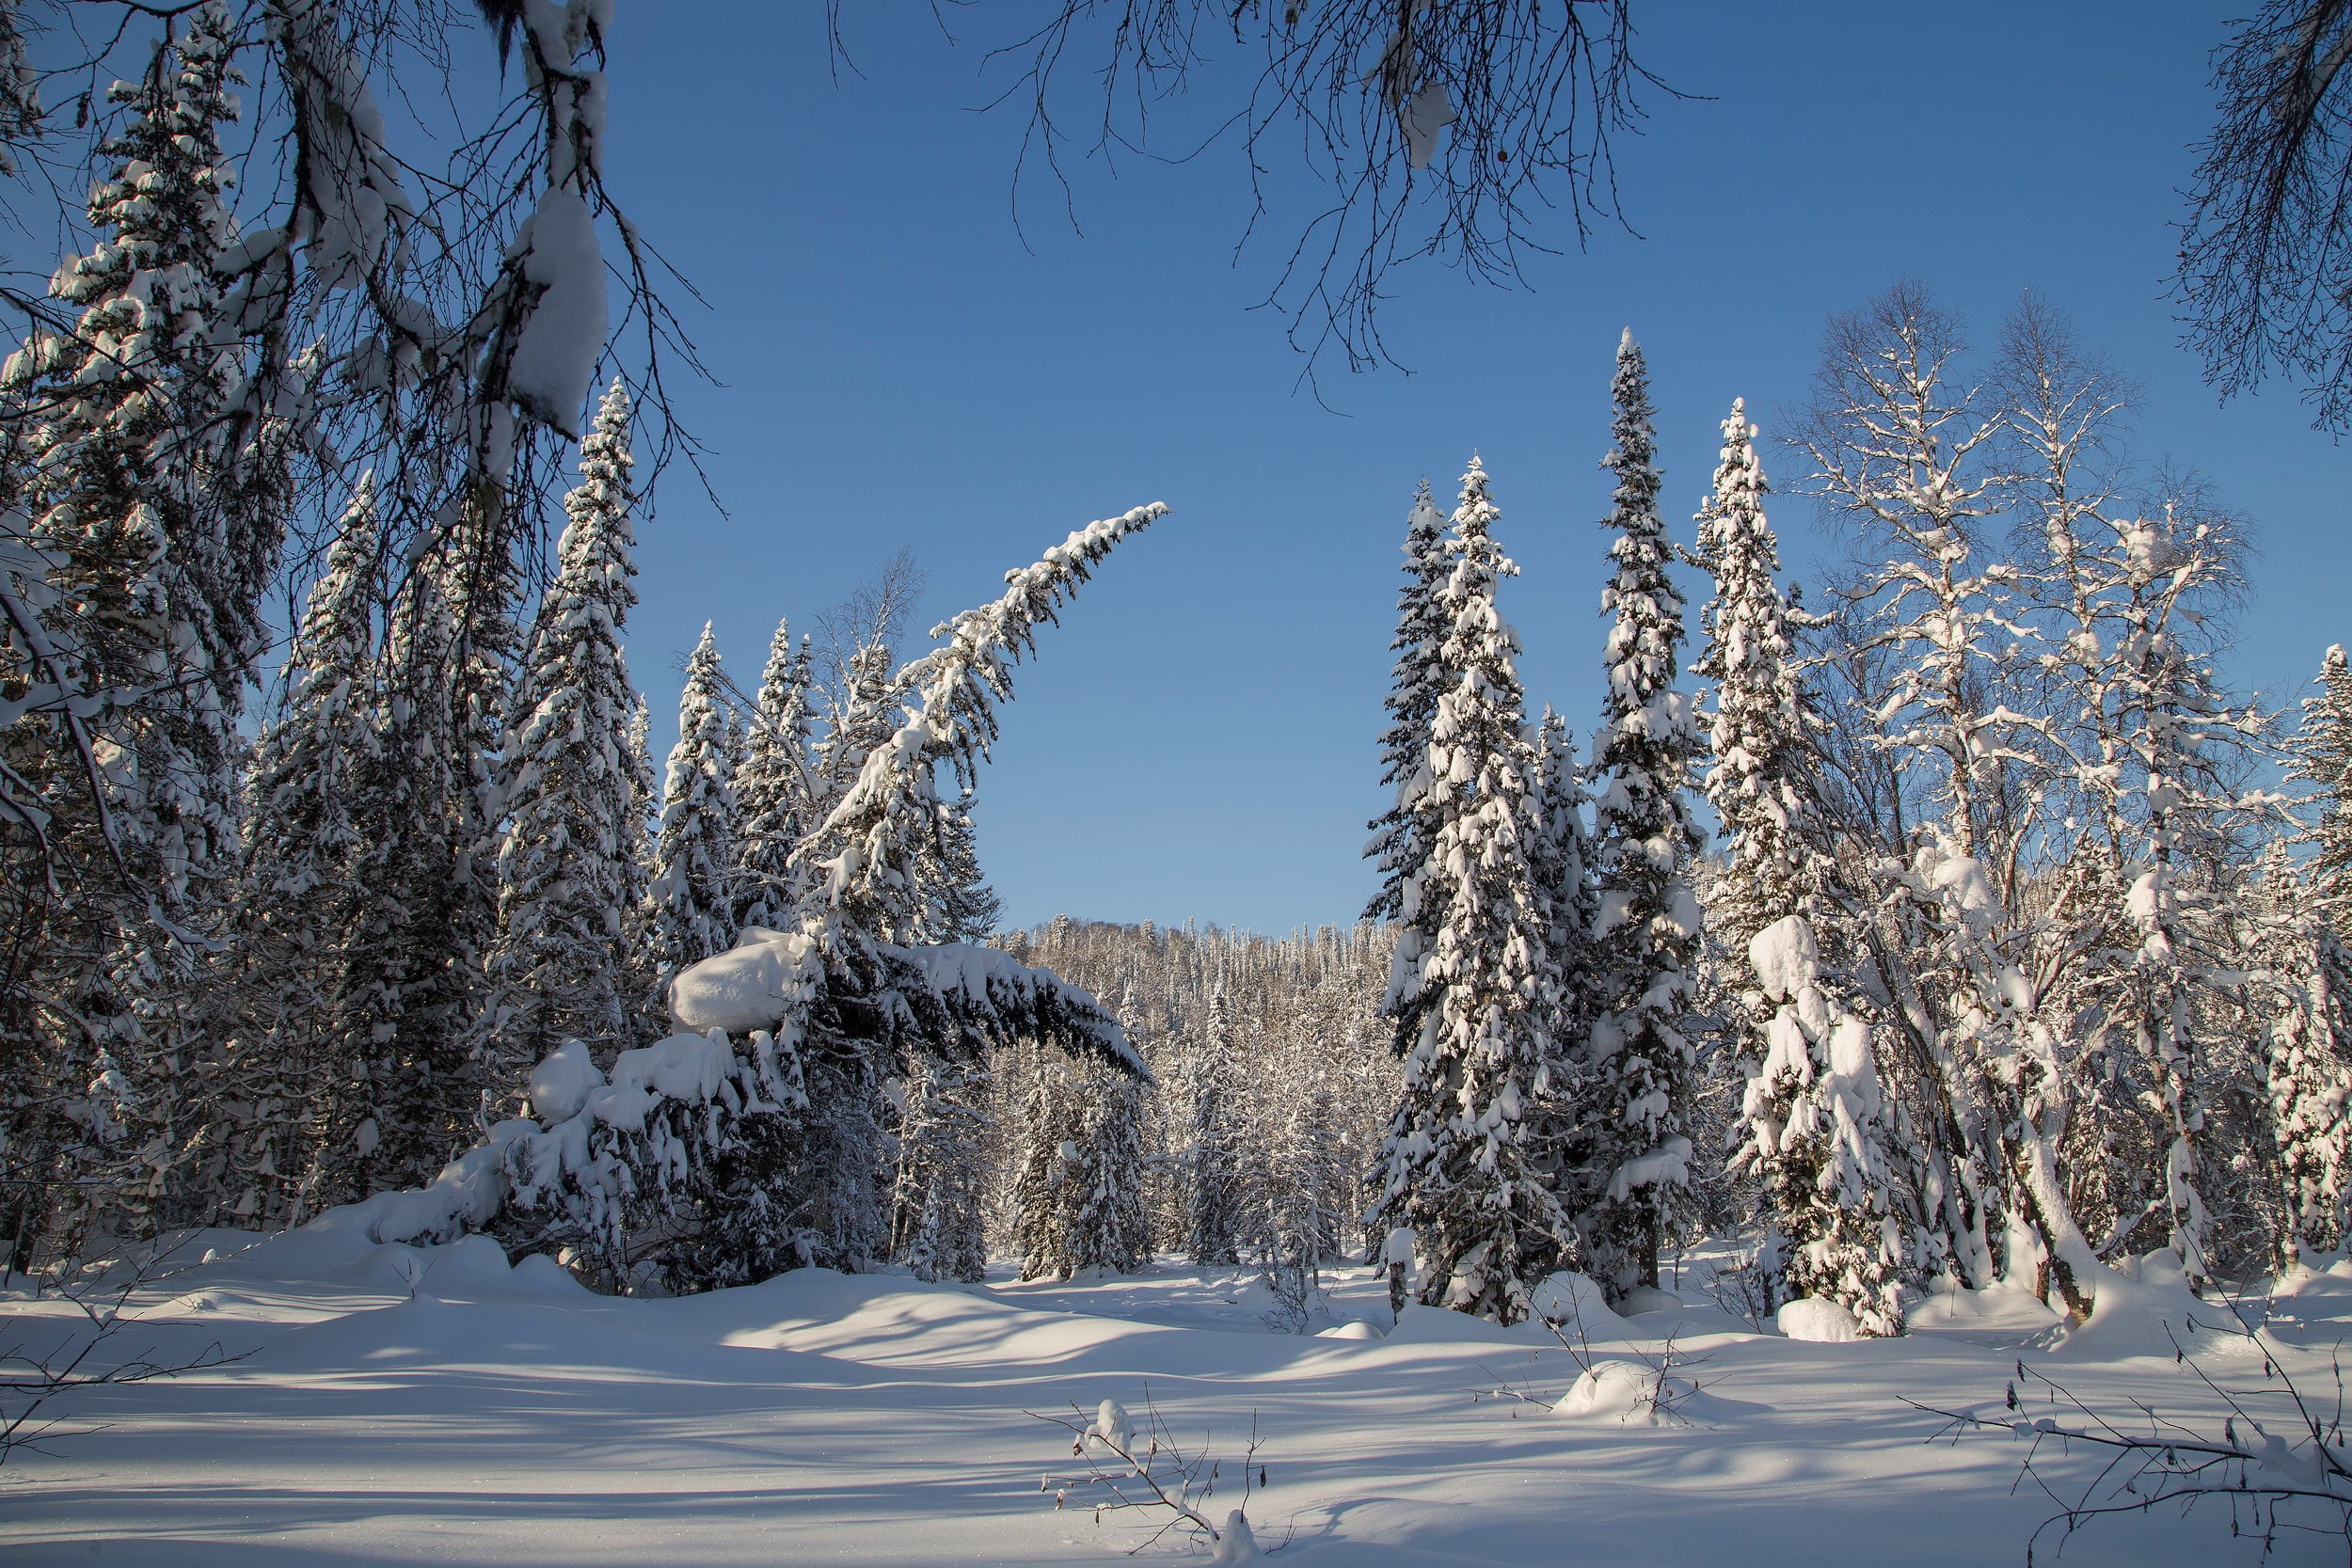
1910 1306 2352 1562
0 1239 248 1466
1030 1391 1271 1560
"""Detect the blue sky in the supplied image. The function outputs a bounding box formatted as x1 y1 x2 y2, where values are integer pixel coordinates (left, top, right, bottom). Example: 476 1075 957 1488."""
601 2 2346 938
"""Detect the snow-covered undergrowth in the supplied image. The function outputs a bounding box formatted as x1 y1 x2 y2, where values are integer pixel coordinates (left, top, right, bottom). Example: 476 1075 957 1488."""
2 1232 2342 1565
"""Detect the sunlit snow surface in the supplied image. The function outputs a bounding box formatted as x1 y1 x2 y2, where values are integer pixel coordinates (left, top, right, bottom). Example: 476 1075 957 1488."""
3 1231 2343 1565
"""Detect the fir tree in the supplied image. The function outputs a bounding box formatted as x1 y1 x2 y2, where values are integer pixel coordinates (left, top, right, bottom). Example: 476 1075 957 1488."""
3 8 253 1239
209 481 381 1225
1071 1064 1151 1273
1581 331 1705 1298
644 624 741 1008
734 617 815 932
1692 400 1825 979
2293 644 2352 915
1369 455 1569 1323
318 563 473 1202
485 381 647 1069
1013 1053 1089 1280
1364 479 1452 926
1184 987 1247 1266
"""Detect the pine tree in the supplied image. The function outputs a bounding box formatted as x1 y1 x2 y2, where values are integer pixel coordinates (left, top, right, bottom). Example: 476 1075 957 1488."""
644 624 742 1008
913 790 1002 943
208 481 382 1225
1581 331 1705 1299
1368 455 1569 1323
1364 479 1452 925
734 617 815 933
484 381 647 1069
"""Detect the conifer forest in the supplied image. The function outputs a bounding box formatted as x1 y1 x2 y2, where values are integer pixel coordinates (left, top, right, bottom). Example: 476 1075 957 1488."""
5 3 2352 1564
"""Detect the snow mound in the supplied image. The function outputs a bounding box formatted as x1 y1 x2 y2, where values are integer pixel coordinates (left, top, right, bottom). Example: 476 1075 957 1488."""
2051 1249 2229 1360
1776 1298 1862 1341
1382 1305 1529 1346
1906 1283 2063 1339
1553 1359 1699 1425
1210 1509 1261 1562
1529 1271 1627 1336
1617 1286 1685 1317
1314 1319 1385 1341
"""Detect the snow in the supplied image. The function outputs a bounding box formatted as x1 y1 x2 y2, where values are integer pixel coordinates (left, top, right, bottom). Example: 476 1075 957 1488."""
1776 1297 1862 1342
1 1235 2328 1565
669 925 820 1034
504 183 608 437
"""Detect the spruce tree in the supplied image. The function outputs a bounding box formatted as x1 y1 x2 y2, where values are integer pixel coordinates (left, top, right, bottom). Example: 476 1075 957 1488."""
318 562 473 1202
1071 1064 1151 1273
485 381 647 1068
644 624 742 1010
2293 644 2352 914
734 617 815 933
1364 480 1452 926
1368 455 1569 1323
1184 988 1247 1266
1581 331 1705 1299
0 7 252 1236
1692 400 1824 979
210 481 381 1225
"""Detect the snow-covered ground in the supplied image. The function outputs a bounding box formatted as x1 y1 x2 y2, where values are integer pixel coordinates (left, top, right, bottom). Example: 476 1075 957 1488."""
5 1225 2347 1565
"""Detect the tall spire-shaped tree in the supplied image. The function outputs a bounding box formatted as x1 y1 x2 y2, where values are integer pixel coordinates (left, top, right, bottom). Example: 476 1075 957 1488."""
208 481 382 1225
645 624 741 1009
485 380 647 1069
1364 479 1452 926
1692 400 1825 976
0 5 252 1241
1369 455 1568 1323
1581 331 1705 1299
734 616 816 932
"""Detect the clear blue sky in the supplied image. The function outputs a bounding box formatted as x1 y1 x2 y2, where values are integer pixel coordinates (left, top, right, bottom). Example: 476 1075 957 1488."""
601 2 2346 938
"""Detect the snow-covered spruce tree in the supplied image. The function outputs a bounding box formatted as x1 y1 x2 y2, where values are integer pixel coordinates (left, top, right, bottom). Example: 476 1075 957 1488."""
1012 1051 1089 1280
1 8 251 1243
1364 479 1452 927
314 562 476 1204
911 790 1003 943
1688 399 1903 1323
1368 455 1570 1323
1580 332 1705 1299
206 483 381 1226
1530 712 1600 1071
644 624 741 1007
1071 1062 1152 1274
1692 400 1827 980
733 616 816 934
2252 849 2352 1262
2294 644 2352 916
889 1045 993 1282
1730 916 1907 1334
484 380 647 1071
814 638 898 815
1184 987 1248 1267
